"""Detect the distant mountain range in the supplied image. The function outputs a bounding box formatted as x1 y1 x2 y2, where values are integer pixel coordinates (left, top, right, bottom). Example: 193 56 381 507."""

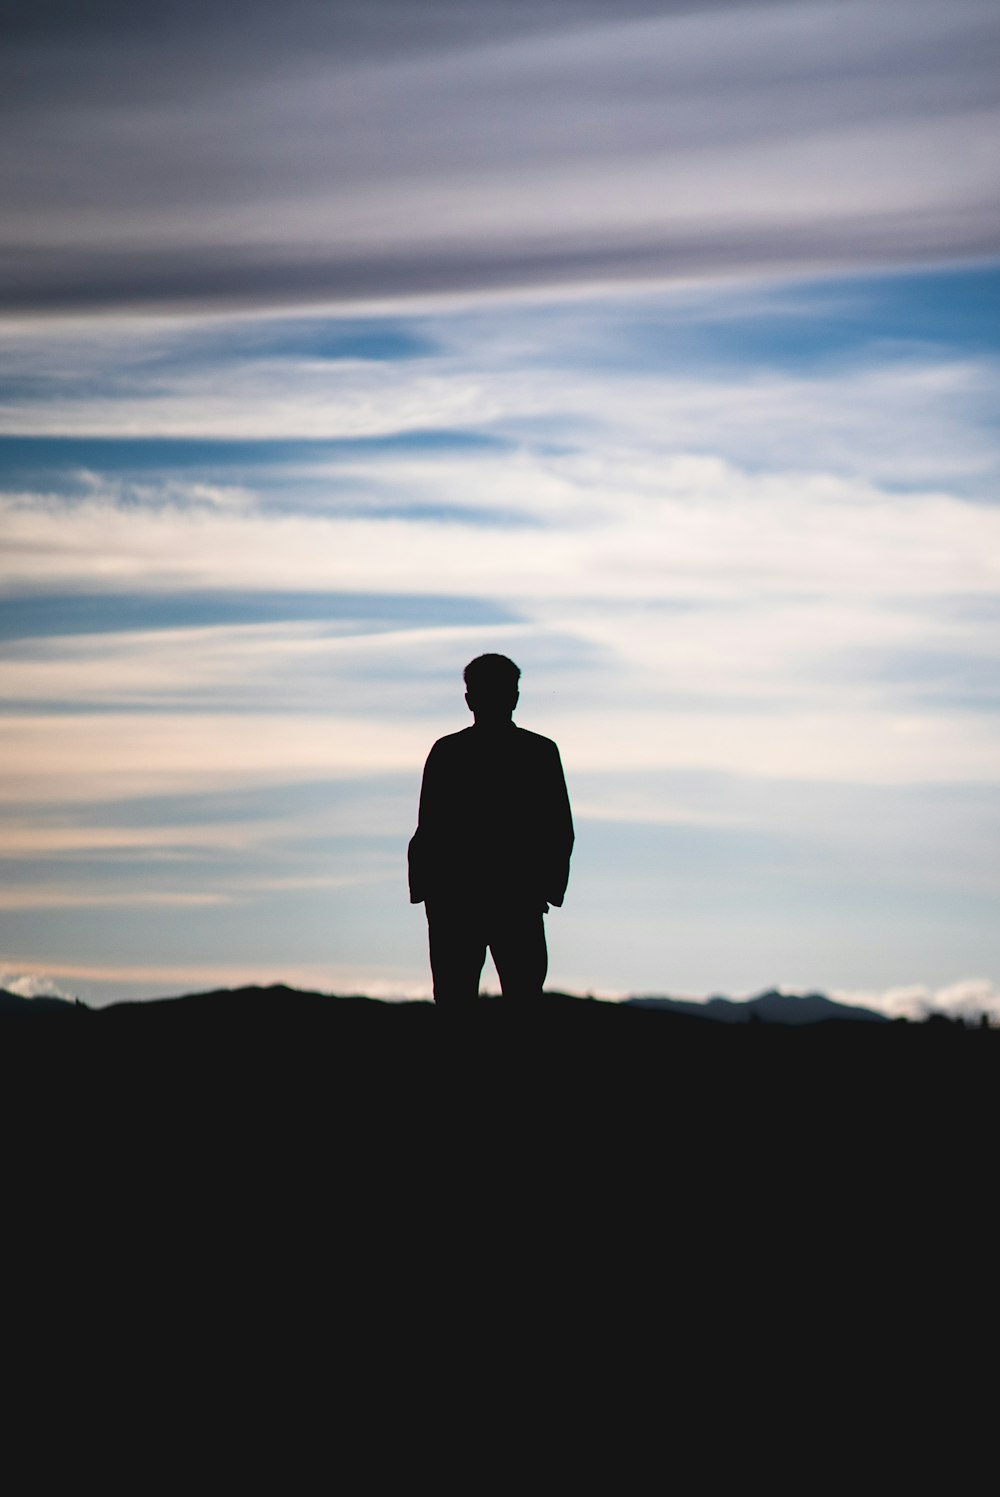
624 989 889 1025
2 983 888 1023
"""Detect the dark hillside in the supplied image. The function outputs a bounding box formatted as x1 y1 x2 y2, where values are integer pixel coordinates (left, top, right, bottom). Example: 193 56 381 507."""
4 981 990 1410
3 983 993 1148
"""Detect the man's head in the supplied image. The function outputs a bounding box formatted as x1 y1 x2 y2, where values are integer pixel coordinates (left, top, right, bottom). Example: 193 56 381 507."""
463 653 521 724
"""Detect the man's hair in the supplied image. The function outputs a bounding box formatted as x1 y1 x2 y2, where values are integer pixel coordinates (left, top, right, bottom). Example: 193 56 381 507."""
463 653 521 694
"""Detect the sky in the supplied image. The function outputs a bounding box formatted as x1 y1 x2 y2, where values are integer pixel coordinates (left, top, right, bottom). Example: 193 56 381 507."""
2 0 999 1017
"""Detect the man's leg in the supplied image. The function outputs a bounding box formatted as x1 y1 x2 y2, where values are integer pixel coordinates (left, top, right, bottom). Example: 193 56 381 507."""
488 906 548 1004
425 900 488 1006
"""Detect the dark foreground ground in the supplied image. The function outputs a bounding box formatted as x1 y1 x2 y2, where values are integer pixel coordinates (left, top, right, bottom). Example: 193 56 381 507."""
6 983 993 1198
4 986 992 1471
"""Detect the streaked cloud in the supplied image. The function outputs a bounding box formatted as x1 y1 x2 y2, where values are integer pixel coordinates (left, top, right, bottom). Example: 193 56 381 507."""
2 1 997 313
0 889 234 910
2 302 996 500
3 468 997 600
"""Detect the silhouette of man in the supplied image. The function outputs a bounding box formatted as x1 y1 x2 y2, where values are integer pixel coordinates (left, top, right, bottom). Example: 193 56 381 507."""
409 654 574 1005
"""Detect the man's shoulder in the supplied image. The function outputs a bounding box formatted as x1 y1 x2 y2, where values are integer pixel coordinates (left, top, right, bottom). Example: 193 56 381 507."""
426 727 475 756
514 726 562 757
425 725 561 758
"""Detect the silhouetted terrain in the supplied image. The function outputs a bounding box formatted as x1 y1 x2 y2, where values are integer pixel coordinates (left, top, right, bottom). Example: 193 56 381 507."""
5 978 991 1288
0 980 963 1023
3 982 992 1136
4 977 989 1428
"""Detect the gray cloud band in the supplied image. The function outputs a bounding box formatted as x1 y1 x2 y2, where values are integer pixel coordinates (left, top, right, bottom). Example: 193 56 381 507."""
2 0 998 315
3 210 999 317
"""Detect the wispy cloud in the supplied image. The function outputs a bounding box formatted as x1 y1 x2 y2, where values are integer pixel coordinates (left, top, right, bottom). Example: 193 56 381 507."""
4 455 999 601
0 889 233 909
3 311 997 497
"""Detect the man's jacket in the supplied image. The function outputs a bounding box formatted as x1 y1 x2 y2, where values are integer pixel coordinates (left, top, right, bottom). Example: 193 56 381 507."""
408 724 574 911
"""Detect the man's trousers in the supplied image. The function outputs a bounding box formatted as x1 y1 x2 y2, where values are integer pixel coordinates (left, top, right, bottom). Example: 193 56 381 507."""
425 899 548 1006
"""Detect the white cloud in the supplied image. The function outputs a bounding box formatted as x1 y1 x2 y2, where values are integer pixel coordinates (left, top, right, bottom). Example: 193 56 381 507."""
3 447 999 603
835 978 1000 1023
0 357 499 439
0 971 75 1000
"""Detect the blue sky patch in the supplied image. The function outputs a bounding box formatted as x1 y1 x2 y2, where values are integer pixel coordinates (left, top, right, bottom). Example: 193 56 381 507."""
0 589 520 640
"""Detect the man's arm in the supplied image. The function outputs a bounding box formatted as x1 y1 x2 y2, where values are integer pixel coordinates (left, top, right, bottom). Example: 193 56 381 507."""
544 743 574 908
407 829 425 904
407 742 442 904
